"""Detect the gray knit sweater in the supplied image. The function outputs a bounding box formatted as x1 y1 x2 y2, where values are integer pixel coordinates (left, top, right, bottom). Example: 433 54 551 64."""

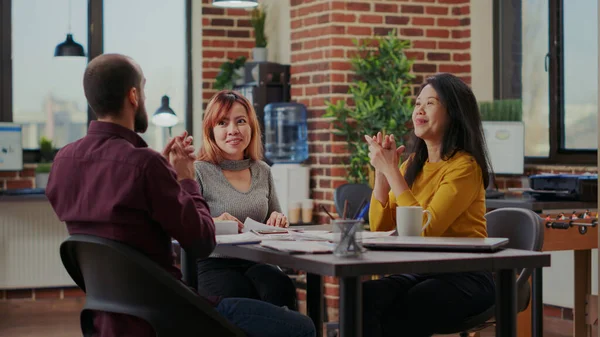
194 160 282 226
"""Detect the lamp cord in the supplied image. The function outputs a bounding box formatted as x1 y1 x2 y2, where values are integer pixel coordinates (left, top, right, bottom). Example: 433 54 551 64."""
68 0 72 33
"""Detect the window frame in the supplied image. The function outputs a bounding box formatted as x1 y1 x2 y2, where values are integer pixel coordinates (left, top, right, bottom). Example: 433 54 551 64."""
494 0 597 166
0 0 193 161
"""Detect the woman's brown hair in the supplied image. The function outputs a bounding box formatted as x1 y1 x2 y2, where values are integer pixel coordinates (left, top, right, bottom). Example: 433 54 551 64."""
197 90 263 163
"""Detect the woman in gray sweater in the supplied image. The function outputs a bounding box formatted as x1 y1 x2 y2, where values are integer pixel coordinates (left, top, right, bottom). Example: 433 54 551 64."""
193 90 297 310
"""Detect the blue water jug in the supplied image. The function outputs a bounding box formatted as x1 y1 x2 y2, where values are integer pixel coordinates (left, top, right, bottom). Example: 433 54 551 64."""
264 103 309 163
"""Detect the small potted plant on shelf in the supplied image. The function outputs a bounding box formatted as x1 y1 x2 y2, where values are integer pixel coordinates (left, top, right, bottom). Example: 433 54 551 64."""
479 99 524 176
35 136 55 189
214 56 247 90
250 5 267 62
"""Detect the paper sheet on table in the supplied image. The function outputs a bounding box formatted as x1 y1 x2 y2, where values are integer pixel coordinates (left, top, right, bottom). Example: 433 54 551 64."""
288 231 332 241
316 230 396 242
242 217 288 233
260 241 335 254
216 232 262 245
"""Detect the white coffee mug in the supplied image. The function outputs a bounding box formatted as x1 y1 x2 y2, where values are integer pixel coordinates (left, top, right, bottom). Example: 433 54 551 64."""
396 206 433 236
214 220 238 235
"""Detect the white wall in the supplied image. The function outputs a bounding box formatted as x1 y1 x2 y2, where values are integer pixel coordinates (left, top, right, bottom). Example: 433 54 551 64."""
470 0 494 102
544 249 598 308
261 0 291 64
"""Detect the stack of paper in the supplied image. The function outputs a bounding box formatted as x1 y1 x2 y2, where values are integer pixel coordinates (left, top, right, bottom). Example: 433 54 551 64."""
216 232 261 245
260 241 335 254
288 231 332 241
242 217 289 233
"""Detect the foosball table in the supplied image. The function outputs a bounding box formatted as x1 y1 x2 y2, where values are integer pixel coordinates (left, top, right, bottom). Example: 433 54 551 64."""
487 197 598 337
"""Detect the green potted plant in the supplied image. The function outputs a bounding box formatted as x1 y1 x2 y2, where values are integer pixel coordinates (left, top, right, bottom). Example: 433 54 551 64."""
35 136 55 189
214 56 247 90
479 99 522 122
325 31 415 184
250 5 267 62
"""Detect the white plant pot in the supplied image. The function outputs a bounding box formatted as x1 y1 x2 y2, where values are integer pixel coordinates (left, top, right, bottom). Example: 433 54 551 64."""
252 47 268 62
482 121 524 175
35 173 49 189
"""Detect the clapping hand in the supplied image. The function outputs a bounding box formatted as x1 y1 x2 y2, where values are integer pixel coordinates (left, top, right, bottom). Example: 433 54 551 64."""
162 131 196 181
364 132 405 176
162 131 195 161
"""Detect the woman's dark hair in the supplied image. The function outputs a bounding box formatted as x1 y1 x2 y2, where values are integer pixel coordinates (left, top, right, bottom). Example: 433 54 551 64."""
404 73 493 189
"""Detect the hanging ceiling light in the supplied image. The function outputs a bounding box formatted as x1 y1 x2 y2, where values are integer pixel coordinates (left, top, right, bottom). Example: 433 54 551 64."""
54 0 85 57
212 0 258 9
152 95 179 128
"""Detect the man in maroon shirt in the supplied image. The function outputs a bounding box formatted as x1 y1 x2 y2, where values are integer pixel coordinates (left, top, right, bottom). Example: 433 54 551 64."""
46 53 315 337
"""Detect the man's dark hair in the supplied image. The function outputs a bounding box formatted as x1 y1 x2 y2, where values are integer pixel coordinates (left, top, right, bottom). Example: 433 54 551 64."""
83 54 141 118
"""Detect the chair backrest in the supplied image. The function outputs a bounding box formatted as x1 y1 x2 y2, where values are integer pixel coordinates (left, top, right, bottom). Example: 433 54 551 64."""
334 183 373 221
485 207 544 288
60 234 245 337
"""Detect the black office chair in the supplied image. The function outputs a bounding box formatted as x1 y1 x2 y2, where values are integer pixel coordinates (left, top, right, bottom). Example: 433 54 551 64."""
60 234 246 337
436 207 545 336
333 183 372 221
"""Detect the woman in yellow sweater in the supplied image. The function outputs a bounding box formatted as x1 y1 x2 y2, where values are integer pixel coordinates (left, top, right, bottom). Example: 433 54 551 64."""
362 73 495 337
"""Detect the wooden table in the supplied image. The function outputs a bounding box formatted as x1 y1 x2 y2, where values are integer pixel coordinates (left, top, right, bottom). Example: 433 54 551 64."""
214 244 550 337
487 197 598 337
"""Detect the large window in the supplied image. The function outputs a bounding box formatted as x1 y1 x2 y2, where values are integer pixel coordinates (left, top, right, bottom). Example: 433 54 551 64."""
562 0 598 151
104 0 186 150
1 0 191 153
494 0 597 165
12 0 88 149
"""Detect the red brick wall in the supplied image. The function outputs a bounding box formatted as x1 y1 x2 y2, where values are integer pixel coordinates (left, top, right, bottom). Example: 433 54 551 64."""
201 0 254 108
289 0 471 223
0 165 36 190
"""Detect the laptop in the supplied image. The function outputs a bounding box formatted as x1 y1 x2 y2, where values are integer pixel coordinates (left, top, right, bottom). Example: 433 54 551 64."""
361 236 509 253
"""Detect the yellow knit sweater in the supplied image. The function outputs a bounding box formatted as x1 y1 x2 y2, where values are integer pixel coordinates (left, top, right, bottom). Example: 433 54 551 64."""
369 151 487 238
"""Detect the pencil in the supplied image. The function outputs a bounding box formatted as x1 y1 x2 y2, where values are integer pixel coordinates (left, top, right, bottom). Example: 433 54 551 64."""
352 198 368 220
342 200 349 219
319 204 336 220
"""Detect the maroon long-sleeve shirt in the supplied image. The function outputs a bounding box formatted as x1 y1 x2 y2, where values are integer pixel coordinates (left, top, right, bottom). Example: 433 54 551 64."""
46 121 217 337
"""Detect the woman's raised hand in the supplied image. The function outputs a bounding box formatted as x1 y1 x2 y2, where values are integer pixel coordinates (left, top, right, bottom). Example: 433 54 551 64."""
364 133 406 176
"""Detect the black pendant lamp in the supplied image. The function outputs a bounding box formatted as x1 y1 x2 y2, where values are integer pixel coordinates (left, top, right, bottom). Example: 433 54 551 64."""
212 0 258 8
152 95 179 136
55 0 85 57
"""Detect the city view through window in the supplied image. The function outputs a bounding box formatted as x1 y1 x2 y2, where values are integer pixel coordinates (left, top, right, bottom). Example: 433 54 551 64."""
12 0 186 151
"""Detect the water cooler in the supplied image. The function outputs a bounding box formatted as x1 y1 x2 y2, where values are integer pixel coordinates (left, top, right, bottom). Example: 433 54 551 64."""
264 103 311 220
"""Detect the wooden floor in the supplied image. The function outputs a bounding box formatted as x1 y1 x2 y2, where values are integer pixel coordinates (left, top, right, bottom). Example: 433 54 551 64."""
0 299 85 337
0 298 593 337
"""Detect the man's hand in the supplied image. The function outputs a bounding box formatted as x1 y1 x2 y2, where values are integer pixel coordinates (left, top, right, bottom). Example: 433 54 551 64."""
162 131 195 161
169 139 195 181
